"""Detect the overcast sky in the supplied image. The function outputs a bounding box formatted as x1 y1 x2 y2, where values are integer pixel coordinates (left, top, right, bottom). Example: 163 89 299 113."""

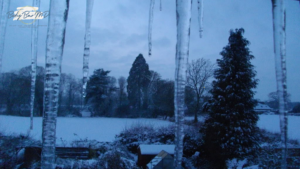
2 0 300 102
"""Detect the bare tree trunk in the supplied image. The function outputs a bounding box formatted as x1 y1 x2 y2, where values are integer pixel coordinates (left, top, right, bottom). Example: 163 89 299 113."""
271 0 288 168
174 0 192 168
194 95 199 123
41 0 69 168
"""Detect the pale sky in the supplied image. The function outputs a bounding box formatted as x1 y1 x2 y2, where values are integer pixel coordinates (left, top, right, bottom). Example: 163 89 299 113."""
2 0 300 102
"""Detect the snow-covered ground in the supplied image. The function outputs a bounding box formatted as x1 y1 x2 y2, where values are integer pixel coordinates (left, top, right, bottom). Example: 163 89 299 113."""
257 115 300 142
0 116 172 146
0 114 299 146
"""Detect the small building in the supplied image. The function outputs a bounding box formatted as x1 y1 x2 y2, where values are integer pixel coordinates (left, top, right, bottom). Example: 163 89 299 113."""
254 103 273 113
147 150 174 169
137 144 175 169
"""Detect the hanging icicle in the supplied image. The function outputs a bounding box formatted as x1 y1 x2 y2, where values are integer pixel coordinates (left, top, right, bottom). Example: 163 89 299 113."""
197 0 204 38
29 0 41 130
82 0 94 101
160 0 162 11
0 0 10 74
41 0 70 168
174 0 192 168
271 0 288 168
148 0 155 56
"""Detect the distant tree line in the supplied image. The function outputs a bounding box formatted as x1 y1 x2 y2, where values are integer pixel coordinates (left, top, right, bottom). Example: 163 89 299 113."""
0 54 214 118
0 66 82 117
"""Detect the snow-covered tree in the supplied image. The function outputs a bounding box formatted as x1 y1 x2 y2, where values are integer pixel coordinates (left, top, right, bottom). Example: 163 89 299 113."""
85 69 117 116
41 0 70 168
202 28 259 168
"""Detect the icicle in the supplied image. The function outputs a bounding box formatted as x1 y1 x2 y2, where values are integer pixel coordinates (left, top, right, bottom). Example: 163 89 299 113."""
271 0 288 168
0 0 10 74
160 0 162 11
41 0 70 168
82 0 94 101
197 0 204 38
174 0 192 168
148 0 155 56
29 0 41 131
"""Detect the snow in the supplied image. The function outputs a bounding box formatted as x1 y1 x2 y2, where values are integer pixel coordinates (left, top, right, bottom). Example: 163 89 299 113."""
0 116 173 145
254 103 272 111
139 144 175 155
257 115 300 142
226 158 247 169
147 150 171 169
0 114 299 146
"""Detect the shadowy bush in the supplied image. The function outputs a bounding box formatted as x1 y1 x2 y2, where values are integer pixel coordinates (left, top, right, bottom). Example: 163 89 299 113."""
0 132 40 169
115 123 202 157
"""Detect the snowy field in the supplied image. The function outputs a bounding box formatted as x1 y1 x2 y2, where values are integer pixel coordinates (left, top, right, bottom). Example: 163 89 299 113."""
0 116 173 146
0 115 299 146
257 115 300 141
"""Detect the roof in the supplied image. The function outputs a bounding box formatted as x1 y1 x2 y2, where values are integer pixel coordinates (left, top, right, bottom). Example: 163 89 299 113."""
254 103 272 110
147 150 173 169
139 144 175 155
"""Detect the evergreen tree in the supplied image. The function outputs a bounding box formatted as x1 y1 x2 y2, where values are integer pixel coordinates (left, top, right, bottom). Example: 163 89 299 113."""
85 69 117 116
127 54 151 112
202 28 259 168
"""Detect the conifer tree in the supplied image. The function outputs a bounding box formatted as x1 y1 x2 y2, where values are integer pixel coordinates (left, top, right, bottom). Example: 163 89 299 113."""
127 54 151 112
202 28 259 168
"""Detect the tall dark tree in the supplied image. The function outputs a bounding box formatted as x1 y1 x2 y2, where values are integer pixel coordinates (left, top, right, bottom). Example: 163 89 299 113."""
85 69 117 116
202 28 259 168
127 54 151 112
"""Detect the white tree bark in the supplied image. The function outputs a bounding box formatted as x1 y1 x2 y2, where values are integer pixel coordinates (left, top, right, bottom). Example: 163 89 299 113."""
174 0 192 168
271 0 288 168
41 0 69 168
30 0 40 130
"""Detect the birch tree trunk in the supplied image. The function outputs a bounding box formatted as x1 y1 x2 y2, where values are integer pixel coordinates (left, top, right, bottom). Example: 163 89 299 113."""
271 0 288 168
41 0 69 168
30 0 40 130
174 0 192 168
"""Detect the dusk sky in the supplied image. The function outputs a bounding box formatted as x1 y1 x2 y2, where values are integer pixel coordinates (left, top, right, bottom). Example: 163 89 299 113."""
2 0 300 102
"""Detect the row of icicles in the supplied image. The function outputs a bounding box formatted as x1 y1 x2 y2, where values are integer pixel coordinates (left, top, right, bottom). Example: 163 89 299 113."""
148 0 204 56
